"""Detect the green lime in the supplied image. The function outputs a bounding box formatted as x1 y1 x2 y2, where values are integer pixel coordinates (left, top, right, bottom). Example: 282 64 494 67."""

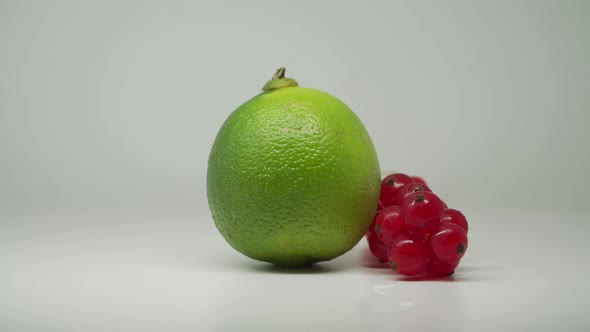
207 68 380 267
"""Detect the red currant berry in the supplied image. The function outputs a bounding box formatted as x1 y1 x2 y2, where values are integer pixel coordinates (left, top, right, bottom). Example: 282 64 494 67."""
367 230 389 262
441 209 468 233
401 192 446 234
380 173 413 207
426 258 459 277
375 206 404 246
388 232 429 276
396 182 432 205
365 212 379 238
429 223 468 263
411 176 427 186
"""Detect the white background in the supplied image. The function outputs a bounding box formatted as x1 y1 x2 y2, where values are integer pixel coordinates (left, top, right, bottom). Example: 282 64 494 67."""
2 0 589 212
1 1 589 331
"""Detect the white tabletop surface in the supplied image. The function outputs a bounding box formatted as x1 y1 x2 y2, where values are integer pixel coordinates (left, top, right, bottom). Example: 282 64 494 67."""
1 208 589 332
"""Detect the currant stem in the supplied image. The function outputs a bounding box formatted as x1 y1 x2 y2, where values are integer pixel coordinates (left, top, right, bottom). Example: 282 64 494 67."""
411 185 423 193
456 243 466 254
414 194 425 203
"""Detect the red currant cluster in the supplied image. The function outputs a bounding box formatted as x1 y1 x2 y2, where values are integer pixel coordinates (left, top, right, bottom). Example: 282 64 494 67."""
366 173 469 277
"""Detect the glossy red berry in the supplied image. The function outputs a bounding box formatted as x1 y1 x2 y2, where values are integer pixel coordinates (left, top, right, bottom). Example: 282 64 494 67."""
388 232 429 276
411 176 427 186
401 192 446 234
396 182 432 205
441 209 468 233
426 258 459 277
429 223 468 263
365 212 379 238
374 206 404 246
367 230 389 262
380 173 413 207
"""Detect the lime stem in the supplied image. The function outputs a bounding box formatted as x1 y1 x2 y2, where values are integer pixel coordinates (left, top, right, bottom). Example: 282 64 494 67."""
262 67 299 91
273 67 286 79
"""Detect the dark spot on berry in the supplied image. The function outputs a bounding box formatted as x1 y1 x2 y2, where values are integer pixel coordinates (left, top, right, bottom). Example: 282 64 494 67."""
374 223 381 234
411 185 422 193
447 270 455 277
456 243 466 255
386 178 395 186
378 259 387 264
414 194 425 203
390 262 398 271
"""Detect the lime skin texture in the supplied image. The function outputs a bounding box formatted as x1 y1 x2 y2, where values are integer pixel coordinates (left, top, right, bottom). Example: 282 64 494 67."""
207 82 380 267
